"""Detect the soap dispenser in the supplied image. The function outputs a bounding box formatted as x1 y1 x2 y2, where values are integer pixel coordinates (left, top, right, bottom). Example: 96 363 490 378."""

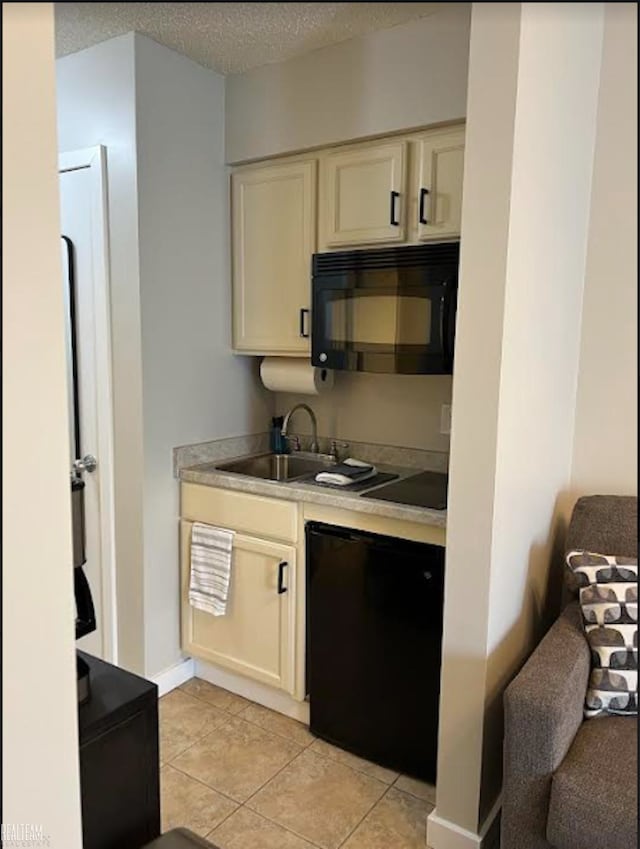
270 416 287 455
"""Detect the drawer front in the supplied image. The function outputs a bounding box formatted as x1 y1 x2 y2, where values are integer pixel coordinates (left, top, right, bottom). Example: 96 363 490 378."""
181 483 298 542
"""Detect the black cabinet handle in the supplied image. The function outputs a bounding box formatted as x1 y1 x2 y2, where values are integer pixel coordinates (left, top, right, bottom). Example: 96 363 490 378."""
389 191 400 226
299 308 310 338
419 188 430 225
277 561 288 594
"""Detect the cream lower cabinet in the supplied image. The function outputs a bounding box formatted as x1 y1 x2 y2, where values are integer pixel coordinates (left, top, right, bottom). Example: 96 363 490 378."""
231 158 316 355
180 482 447 704
180 485 298 694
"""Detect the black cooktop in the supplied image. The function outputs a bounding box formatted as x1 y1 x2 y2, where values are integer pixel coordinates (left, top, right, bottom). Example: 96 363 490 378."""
365 471 448 510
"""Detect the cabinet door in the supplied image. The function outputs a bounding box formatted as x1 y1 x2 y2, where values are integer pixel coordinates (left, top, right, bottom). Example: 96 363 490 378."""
415 128 465 241
181 521 296 693
322 141 407 247
232 159 316 354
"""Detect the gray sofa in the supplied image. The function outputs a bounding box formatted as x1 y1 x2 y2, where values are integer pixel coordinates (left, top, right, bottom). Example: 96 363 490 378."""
501 495 638 849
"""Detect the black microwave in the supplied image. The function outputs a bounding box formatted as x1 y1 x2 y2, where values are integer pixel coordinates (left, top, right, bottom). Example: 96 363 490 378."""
311 242 459 375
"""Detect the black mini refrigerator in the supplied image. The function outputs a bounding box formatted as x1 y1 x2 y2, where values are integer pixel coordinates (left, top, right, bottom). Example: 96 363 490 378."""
306 522 445 783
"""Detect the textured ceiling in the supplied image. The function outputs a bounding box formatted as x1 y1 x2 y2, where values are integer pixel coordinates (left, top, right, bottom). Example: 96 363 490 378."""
54 2 444 74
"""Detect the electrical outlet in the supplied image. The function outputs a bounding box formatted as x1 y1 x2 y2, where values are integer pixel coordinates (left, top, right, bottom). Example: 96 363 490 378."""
440 404 452 435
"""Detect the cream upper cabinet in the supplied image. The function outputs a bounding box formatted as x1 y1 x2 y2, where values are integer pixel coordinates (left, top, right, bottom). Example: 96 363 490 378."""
320 140 407 248
413 127 465 241
232 159 316 355
181 519 296 693
229 126 464 356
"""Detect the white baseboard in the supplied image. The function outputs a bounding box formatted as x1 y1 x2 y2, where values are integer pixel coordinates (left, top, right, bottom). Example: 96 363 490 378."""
194 659 310 724
152 656 195 697
427 796 501 849
427 810 483 849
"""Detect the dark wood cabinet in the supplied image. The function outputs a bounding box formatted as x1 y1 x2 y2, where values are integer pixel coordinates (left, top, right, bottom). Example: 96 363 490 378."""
78 651 161 849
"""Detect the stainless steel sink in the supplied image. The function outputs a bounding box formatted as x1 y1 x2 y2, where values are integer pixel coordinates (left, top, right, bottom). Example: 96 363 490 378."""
216 452 336 482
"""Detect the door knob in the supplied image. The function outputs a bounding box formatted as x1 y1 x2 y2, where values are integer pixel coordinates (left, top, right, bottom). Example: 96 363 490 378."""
73 454 97 475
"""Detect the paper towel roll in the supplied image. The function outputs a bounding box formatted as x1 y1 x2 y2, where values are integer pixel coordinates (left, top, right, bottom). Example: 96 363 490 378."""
260 358 334 395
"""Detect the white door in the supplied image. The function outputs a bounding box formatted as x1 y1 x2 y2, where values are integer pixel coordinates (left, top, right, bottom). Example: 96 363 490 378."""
59 148 116 661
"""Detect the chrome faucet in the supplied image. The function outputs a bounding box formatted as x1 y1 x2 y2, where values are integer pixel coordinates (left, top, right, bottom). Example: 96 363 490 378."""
281 403 319 453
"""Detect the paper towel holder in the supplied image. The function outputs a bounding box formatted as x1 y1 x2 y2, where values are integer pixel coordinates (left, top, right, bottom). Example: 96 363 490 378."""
259 357 334 395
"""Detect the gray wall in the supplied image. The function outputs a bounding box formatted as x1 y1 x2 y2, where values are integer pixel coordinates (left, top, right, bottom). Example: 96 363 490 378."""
134 34 272 677
225 5 471 164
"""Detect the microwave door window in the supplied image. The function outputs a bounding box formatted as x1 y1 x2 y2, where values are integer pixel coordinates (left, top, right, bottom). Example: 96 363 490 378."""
396 296 433 347
327 296 349 347
327 292 433 350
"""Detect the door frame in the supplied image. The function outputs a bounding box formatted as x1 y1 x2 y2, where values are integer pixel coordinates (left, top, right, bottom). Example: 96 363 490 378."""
59 145 117 663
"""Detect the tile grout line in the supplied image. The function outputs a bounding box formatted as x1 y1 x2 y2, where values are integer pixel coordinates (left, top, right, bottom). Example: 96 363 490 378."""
202 799 242 839
160 708 238 763
160 685 248 763
335 782 434 849
175 684 252 716
164 718 390 847
167 722 306 815
176 681 425 783
241 748 352 848
244 747 390 849
180 692 321 753
163 710 239 767
209 748 327 847
176 683 318 749
165 706 312 782
179 682 434 792
164 693 400 799
335 781 393 849
207 801 326 849
165 683 434 846
234 704 318 750
307 740 400 785
243 746 308 808
167 685 432 788
164 760 243 808
392 774 438 805
163 692 314 814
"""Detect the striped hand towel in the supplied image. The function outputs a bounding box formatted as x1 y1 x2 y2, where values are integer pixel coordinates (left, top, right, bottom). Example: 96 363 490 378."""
189 522 235 616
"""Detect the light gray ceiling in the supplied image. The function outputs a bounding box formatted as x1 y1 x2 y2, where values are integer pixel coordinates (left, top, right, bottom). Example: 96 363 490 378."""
54 2 444 75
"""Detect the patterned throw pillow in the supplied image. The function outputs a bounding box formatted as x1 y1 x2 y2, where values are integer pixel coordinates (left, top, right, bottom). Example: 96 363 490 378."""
566 550 638 719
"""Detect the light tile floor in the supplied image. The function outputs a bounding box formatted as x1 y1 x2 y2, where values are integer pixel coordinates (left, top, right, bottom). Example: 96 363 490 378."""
160 678 436 849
